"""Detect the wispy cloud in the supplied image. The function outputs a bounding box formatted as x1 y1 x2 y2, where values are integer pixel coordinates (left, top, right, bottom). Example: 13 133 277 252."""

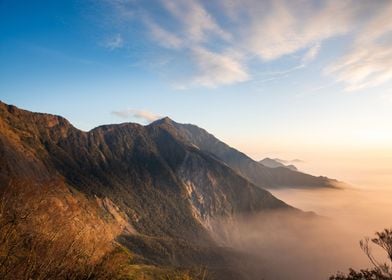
111 109 162 123
241 0 354 61
144 18 183 49
103 34 124 50
302 43 321 64
160 0 232 43
140 0 238 87
102 0 392 91
325 2 392 91
189 47 249 88
257 64 305 79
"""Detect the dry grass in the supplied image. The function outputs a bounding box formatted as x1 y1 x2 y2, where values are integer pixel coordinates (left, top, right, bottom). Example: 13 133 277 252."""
0 179 207 279
0 179 121 279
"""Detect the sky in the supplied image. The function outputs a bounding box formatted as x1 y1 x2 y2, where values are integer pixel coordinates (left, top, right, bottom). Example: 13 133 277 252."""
1 0 392 188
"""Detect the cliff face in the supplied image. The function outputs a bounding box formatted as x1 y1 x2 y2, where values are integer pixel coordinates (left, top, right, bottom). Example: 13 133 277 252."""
0 101 293 279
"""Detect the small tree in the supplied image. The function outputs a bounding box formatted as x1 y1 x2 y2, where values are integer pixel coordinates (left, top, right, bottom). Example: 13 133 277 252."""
330 228 392 280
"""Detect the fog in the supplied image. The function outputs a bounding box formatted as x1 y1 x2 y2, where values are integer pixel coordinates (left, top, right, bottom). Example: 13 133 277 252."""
211 186 392 280
270 186 392 236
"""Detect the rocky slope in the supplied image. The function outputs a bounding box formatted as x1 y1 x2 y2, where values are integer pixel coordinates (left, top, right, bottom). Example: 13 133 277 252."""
0 101 295 279
168 120 337 188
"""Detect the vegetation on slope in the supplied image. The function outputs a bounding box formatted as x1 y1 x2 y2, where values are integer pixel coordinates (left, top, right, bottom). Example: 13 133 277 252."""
0 180 211 279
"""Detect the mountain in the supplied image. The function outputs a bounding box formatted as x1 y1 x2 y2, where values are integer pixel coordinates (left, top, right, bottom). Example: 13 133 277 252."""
165 120 337 189
0 101 296 279
260 157 298 171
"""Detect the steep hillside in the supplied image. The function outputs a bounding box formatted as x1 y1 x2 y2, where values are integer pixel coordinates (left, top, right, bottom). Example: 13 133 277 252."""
0 101 293 279
167 120 337 189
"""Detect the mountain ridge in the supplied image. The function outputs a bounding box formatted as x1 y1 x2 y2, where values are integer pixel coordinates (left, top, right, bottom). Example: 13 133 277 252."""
259 157 298 171
0 101 300 279
154 117 337 189
1 101 335 189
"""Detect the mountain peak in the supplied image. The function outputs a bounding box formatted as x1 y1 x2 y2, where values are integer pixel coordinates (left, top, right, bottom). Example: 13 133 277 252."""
150 116 175 126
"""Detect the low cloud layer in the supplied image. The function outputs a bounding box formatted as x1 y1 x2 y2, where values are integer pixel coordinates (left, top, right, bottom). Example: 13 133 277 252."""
111 109 161 123
210 187 392 280
104 0 392 90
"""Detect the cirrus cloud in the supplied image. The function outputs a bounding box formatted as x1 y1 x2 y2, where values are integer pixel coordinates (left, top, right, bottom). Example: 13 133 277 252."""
103 0 392 91
325 2 392 91
188 47 249 88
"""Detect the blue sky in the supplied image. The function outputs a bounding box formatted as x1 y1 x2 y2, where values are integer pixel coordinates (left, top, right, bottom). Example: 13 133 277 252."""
1 0 392 183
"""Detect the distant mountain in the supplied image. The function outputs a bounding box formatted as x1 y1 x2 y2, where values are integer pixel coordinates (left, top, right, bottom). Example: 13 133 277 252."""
260 157 298 171
166 120 337 189
0 101 296 279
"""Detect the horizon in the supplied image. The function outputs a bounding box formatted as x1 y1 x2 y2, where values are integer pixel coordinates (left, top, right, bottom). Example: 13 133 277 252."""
1 0 392 189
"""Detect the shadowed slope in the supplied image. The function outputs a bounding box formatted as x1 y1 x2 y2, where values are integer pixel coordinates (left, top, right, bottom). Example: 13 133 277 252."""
162 119 337 189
